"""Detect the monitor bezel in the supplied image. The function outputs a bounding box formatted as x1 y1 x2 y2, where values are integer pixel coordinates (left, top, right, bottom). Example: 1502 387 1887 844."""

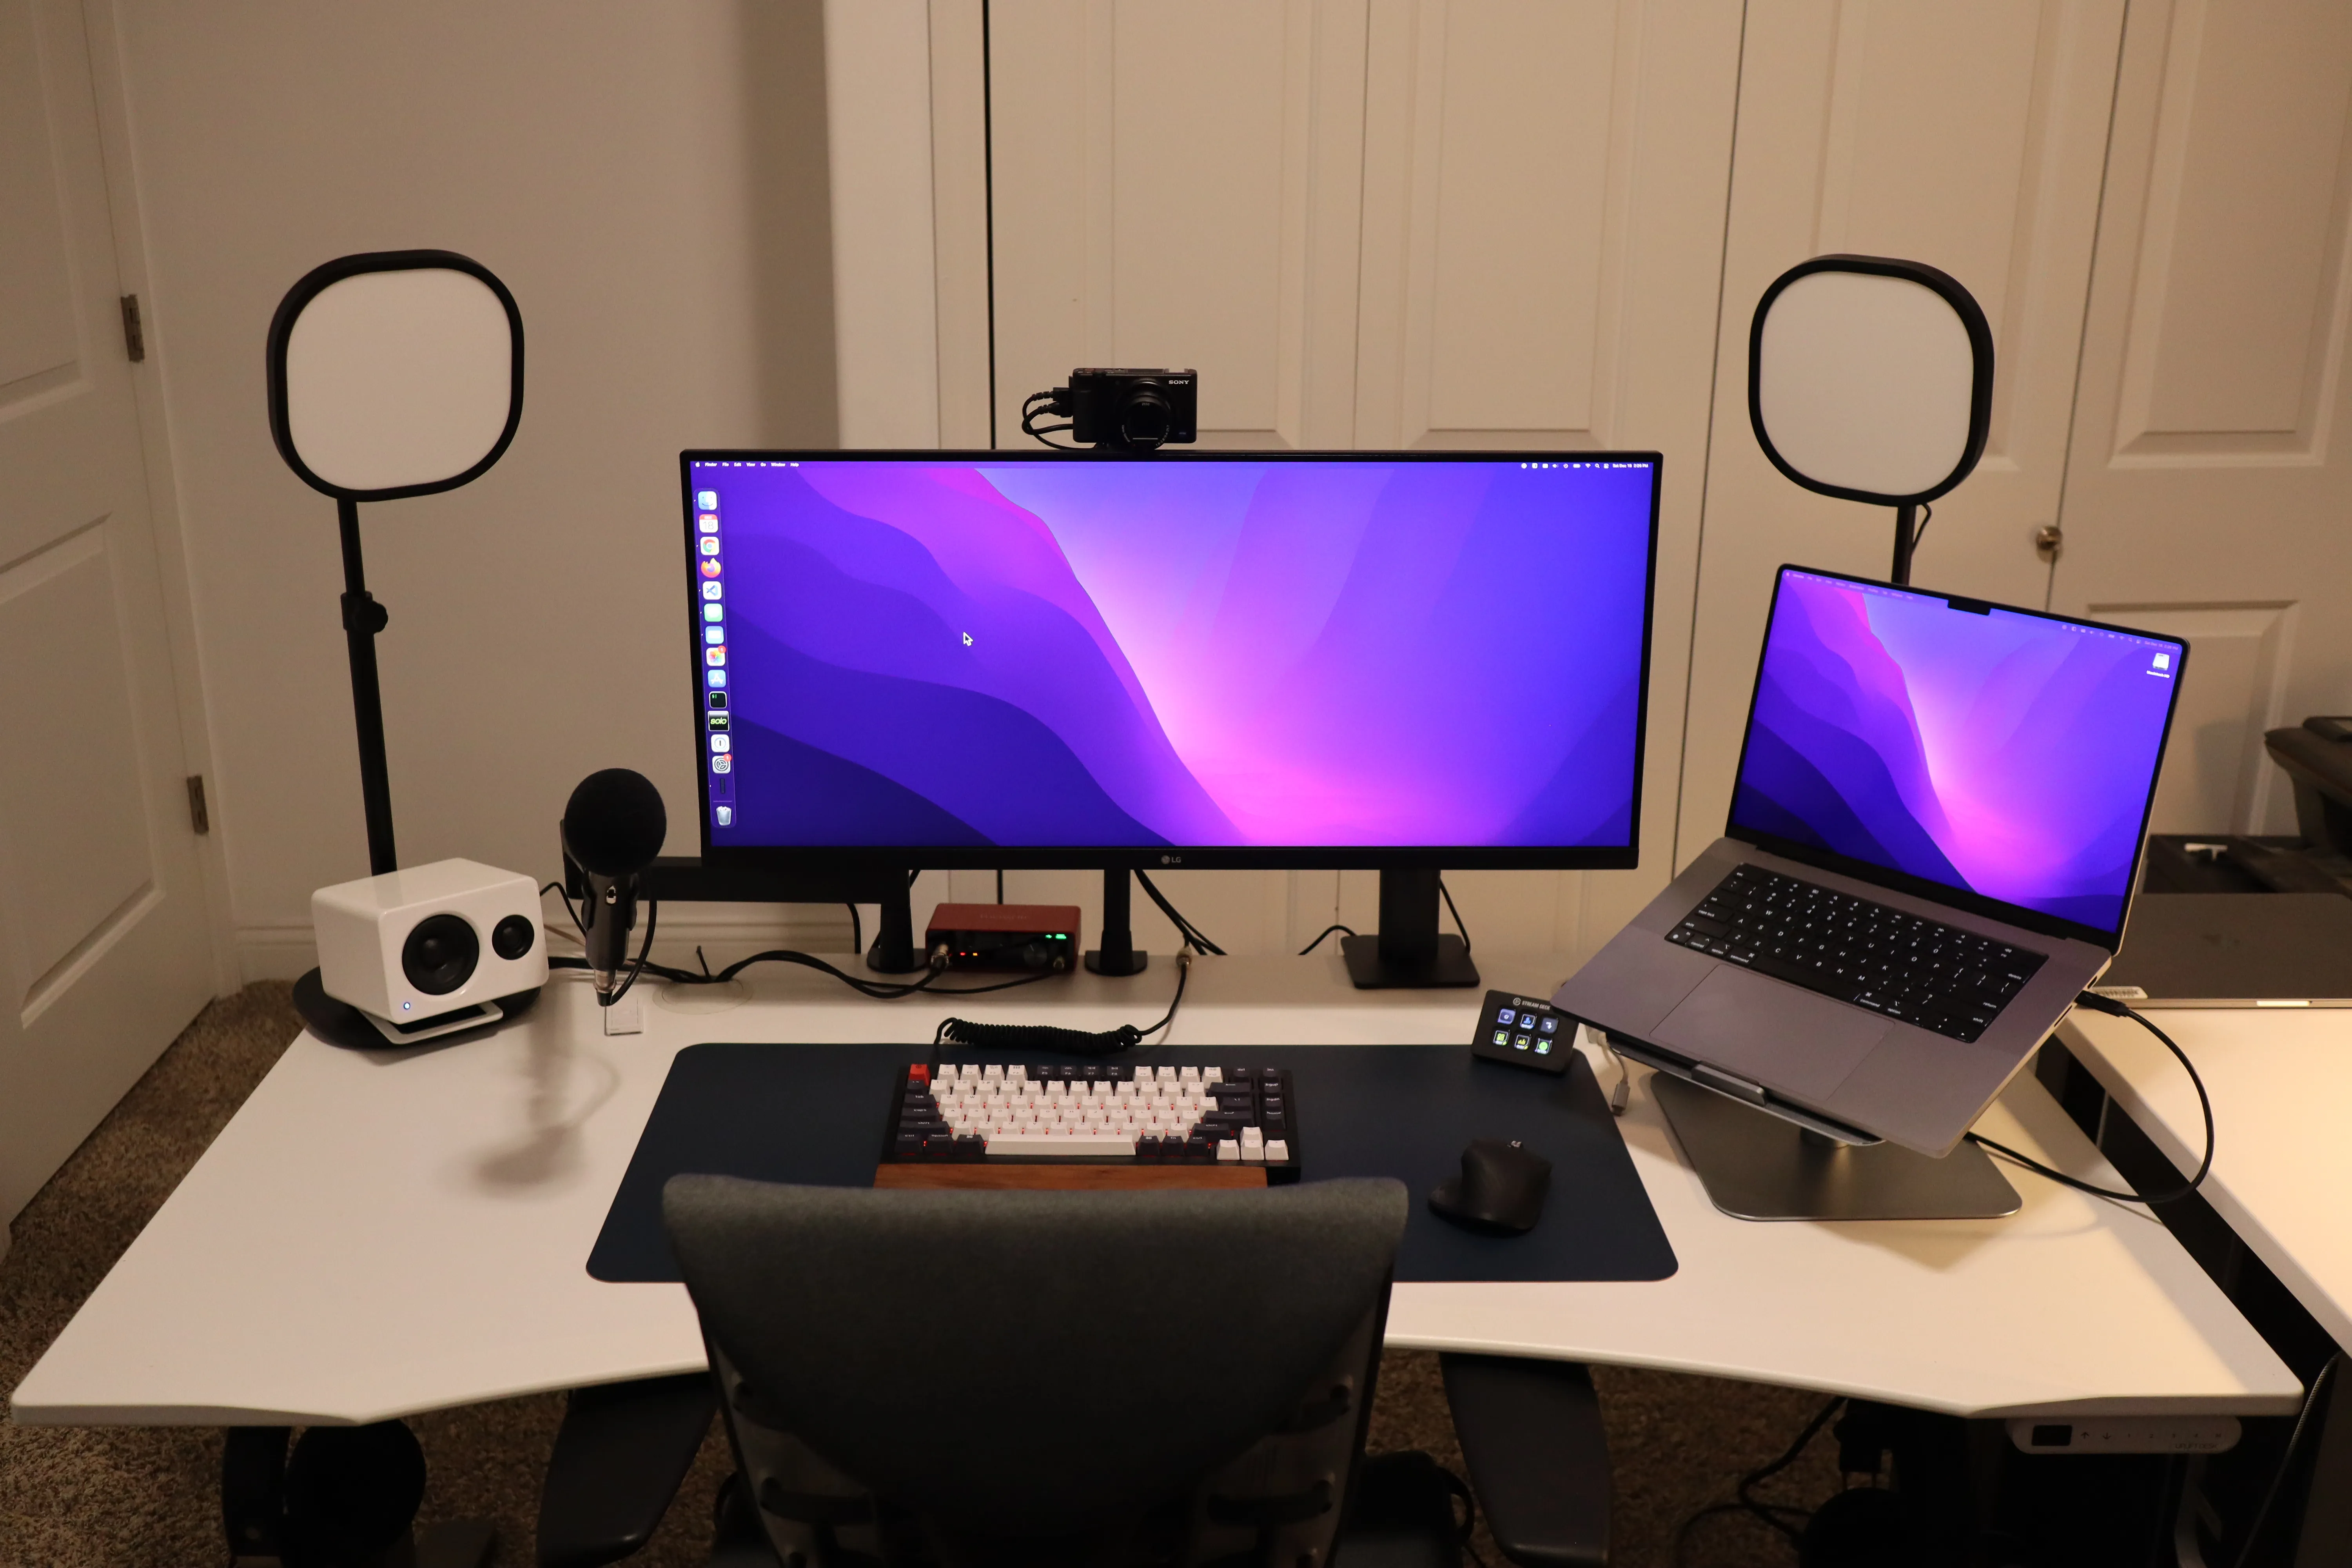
681 447 1665 874
1722 563 2189 951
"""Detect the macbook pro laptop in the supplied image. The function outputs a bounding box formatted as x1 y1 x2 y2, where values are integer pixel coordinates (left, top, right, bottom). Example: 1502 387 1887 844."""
1556 566 2188 1156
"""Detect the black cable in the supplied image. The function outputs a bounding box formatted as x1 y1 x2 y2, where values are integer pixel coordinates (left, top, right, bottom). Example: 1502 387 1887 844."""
996 870 1004 904
540 881 583 945
846 903 862 957
1439 876 1472 955
1964 992 2213 1205
1911 501 1933 552
1135 869 1225 955
1298 924 1356 956
1021 392 1081 450
936 951 1191 1056
2229 1354 2341 1568
553 946 1056 1002
599 901 658 1007
1674 1396 1844 1565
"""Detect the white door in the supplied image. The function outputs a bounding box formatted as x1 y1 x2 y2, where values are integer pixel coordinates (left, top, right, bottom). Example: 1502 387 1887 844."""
2051 0 2352 840
1675 0 2130 867
0 0 214 1242
983 0 1743 965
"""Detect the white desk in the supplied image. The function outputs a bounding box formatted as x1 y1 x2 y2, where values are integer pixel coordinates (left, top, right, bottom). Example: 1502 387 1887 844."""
13 954 2299 1427
2060 1007 2352 1351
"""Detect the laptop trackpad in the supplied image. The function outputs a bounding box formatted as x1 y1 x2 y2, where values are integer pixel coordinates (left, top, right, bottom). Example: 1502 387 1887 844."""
1650 967 1891 1103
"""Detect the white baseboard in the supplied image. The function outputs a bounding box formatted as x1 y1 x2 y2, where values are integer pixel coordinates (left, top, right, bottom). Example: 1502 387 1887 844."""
236 925 319 984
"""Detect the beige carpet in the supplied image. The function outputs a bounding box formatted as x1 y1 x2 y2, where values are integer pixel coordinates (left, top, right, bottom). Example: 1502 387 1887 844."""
0 984 1842 1567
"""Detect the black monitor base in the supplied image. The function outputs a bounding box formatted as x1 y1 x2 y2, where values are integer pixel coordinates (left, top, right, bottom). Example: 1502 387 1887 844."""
1652 1074 2019 1221
1339 933 1478 989
1339 867 1481 989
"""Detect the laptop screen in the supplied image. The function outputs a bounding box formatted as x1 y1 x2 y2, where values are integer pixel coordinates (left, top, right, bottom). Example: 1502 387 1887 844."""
1728 567 2186 943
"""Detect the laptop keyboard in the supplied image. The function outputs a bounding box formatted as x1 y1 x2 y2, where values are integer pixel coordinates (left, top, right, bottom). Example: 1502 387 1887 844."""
1665 864 2046 1043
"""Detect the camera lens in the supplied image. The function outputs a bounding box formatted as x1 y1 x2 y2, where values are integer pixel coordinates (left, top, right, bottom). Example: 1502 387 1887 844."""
402 913 479 995
491 913 536 961
1117 384 1174 448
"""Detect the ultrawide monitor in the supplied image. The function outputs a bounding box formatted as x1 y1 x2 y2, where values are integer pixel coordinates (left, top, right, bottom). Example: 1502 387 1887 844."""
1729 566 2183 944
682 451 1662 871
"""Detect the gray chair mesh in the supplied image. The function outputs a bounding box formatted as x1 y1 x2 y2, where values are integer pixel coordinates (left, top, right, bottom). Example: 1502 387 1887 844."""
664 1176 1409 1568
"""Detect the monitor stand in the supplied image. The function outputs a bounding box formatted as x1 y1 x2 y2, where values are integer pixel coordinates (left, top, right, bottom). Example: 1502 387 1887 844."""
1340 867 1480 990
866 875 923 973
1651 1074 2019 1221
1085 868 1149 976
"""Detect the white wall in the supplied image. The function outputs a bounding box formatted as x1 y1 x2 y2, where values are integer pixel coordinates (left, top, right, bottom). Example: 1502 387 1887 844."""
113 0 841 978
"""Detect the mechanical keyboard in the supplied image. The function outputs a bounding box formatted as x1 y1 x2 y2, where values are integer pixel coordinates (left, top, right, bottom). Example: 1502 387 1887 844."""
1664 863 2046 1044
883 1061 1300 1176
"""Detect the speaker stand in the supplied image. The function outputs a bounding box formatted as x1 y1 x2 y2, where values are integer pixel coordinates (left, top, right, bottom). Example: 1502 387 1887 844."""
291 970 539 1051
1651 1074 2018 1221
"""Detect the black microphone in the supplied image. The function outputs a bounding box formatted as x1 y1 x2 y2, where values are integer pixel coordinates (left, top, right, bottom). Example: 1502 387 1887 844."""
561 769 666 1001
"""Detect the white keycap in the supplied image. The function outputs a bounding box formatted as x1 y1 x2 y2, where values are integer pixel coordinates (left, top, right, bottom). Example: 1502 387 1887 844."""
1179 1066 1200 1083
1241 1141 1265 1164
1008 1066 1027 1084
1216 1139 1240 1162
984 1133 1136 1158
1093 1080 1114 1099
1241 1126 1264 1148
1203 1067 1223 1085
1045 1081 1067 1098
1265 1140 1289 1162
1114 1081 1136 1100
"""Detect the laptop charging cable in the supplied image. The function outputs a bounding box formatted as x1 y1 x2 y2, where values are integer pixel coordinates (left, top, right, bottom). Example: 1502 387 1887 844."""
1964 991 2214 1205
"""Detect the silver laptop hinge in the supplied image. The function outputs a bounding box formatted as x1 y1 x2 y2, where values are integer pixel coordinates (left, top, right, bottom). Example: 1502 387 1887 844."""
1692 1064 1769 1104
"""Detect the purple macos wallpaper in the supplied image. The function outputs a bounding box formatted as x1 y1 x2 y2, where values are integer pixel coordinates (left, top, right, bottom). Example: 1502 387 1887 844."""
1731 569 2184 934
686 456 1658 853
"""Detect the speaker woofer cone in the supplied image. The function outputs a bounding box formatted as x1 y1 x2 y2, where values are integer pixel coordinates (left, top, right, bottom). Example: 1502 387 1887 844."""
402 913 479 995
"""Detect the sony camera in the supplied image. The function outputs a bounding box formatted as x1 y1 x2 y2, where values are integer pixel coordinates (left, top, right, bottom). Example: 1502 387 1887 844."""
1026 368 1198 450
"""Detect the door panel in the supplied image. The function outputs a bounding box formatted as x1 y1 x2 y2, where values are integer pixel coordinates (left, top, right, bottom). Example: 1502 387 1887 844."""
2056 0 2352 838
989 0 1370 451
1676 0 2127 869
0 529 154 1000
1352 0 1633 448
0 0 212 1237
2111 0 2352 458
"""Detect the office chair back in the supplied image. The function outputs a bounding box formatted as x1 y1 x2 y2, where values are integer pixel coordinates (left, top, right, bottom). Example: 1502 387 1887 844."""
663 1174 1409 1568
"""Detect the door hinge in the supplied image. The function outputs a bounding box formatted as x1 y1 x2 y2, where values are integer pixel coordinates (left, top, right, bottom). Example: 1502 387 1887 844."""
185 774 210 835
120 294 146 363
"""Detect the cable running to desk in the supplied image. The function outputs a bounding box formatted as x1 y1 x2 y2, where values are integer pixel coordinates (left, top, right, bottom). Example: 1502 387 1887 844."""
1964 992 2214 1205
935 950 1192 1057
541 887 1056 1003
1297 924 1355 956
1134 870 1224 956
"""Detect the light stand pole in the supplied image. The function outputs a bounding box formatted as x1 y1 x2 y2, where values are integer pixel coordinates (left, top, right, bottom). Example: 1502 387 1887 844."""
336 494 397 876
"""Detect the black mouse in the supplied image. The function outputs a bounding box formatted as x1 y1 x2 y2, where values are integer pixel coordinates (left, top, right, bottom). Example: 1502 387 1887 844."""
1428 1138 1552 1234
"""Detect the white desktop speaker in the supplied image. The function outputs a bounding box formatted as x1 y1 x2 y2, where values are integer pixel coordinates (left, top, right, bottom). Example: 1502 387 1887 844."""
313 858 547 1044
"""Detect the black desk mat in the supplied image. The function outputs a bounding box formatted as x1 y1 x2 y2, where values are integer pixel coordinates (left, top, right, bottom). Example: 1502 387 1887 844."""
588 1043 1676 1284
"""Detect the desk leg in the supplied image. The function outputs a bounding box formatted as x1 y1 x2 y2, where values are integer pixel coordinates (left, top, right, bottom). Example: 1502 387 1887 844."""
2292 1383 2352 1567
223 1421 496 1568
2042 1040 2348 1568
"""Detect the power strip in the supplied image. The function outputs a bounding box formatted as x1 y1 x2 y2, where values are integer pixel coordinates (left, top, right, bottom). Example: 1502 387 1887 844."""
2006 1416 2240 1454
